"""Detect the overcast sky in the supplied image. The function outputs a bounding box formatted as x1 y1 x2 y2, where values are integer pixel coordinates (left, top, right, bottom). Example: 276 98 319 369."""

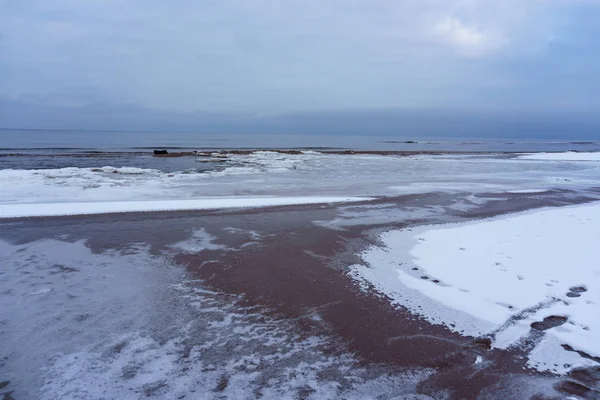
1 0 600 136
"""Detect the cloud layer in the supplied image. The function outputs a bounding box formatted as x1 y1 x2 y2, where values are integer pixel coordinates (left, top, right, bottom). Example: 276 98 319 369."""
1 0 599 125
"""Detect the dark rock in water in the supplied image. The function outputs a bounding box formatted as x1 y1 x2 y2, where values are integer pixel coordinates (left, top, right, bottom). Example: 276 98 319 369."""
0 381 9 390
91 168 103 172
154 150 169 155
530 315 567 331
567 292 582 298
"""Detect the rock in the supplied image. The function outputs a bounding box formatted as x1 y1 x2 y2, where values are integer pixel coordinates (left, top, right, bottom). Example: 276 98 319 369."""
154 150 169 155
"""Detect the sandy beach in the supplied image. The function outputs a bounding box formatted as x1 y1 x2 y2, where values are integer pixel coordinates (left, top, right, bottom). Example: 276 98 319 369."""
2 185 600 399
5 0 600 396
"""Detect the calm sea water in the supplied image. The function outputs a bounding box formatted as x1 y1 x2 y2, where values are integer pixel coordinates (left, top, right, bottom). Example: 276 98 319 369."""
2 129 599 152
1 129 599 171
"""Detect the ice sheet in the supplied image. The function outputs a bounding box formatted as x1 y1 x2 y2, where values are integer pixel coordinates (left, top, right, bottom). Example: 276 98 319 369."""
0 238 433 399
350 202 600 373
2 153 600 212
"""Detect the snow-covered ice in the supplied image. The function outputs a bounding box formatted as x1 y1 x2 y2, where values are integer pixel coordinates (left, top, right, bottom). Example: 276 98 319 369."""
519 152 600 161
2 152 600 217
350 202 600 373
0 196 369 218
0 238 433 399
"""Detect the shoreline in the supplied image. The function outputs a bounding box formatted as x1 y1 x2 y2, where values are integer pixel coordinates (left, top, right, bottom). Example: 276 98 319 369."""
2 186 597 221
2 193 599 398
2 148 599 159
0 196 373 219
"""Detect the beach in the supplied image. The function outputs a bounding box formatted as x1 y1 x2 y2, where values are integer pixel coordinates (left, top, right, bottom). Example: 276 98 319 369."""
1 148 600 399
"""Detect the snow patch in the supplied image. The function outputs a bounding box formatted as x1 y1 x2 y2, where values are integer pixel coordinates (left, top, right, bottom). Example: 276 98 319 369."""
0 196 370 218
519 152 600 161
350 202 600 373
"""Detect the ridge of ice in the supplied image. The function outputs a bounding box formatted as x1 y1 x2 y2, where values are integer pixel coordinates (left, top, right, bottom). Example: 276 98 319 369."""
0 196 370 218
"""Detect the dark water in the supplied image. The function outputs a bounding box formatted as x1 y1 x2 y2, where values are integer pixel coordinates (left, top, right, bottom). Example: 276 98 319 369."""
0 151 210 172
2 129 599 152
2 129 599 172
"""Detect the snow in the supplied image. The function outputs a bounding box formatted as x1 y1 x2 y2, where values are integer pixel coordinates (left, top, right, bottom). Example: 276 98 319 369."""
170 228 228 253
0 238 432 399
0 196 369 218
506 189 548 194
350 202 600 373
2 152 600 210
519 152 600 161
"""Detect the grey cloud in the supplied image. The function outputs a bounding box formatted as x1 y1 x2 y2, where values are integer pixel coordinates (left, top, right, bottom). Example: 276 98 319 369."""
1 0 599 122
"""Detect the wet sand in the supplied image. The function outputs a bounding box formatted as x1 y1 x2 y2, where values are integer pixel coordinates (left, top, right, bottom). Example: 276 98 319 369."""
171 193 600 399
2 191 600 399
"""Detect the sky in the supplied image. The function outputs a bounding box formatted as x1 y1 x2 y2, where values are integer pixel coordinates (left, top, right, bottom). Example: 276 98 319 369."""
1 0 600 137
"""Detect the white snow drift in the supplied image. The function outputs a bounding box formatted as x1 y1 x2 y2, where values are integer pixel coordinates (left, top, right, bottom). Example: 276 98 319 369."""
519 152 600 161
350 202 600 374
0 197 369 218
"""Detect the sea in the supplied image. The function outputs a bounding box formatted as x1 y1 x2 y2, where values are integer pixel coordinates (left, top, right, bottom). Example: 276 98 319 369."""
2 128 599 171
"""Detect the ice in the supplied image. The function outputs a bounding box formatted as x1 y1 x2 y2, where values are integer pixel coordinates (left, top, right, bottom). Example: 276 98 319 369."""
0 196 369 218
350 202 600 373
170 228 228 253
506 189 548 194
519 152 600 161
0 238 433 399
2 153 600 214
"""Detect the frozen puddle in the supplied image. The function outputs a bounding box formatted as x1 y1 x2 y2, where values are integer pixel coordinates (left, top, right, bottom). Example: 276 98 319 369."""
350 201 600 374
0 238 431 399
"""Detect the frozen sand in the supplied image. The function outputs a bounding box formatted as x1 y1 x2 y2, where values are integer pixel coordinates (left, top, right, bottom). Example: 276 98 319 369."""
350 202 600 373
